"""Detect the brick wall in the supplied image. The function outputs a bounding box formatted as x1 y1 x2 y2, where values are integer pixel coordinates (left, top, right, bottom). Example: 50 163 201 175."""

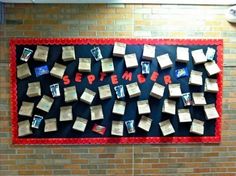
0 3 236 176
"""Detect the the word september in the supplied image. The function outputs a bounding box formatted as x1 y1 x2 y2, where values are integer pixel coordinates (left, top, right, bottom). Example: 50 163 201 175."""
63 71 172 85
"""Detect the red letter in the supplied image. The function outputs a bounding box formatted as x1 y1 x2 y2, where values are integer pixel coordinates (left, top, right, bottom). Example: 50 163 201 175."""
164 75 172 85
111 74 118 85
87 74 95 84
150 71 159 82
63 75 70 85
137 74 146 84
100 72 106 81
75 73 82 82
122 71 132 81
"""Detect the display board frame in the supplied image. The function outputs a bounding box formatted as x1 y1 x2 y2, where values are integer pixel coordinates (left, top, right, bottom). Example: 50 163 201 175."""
10 38 223 145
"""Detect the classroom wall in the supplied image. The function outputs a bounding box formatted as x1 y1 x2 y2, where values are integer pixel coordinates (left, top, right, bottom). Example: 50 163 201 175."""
0 4 236 176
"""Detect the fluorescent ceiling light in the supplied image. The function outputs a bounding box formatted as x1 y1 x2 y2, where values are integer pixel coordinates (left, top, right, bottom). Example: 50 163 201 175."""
0 0 235 5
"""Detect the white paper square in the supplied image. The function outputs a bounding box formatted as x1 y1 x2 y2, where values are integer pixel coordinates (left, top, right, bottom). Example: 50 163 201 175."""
80 88 96 105
50 63 66 79
124 53 138 68
64 86 78 103
150 83 165 99
36 95 54 112
191 49 207 65
112 100 126 115
189 70 203 86
176 47 189 63
192 93 206 106
78 58 91 72
72 117 88 132
169 84 182 98
98 84 112 100
138 115 152 132
159 119 175 136
27 82 41 97
18 120 32 137
204 104 219 120
162 99 176 115
18 101 34 117
178 109 192 123
113 42 126 57
205 78 219 93
156 54 173 70
33 45 49 62
44 118 57 132
137 100 151 115
143 44 155 60
90 105 104 121
60 106 73 121
101 58 114 73
17 63 31 79
126 82 141 98
190 119 204 135
62 46 75 61
204 61 221 76
111 121 123 136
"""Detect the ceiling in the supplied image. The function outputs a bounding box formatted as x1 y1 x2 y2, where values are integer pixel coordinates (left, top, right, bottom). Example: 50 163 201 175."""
0 0 235 5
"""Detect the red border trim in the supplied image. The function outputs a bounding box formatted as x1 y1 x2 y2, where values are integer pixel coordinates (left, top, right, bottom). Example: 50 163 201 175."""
10 38 223 145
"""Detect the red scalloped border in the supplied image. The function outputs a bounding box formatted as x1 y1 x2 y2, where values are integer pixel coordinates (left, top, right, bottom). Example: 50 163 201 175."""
10 38 223 145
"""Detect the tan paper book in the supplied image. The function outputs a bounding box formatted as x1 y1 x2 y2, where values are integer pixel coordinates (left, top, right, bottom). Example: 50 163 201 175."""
64 86 78 103
150 83 165 99
204 104 219 120
156 53 173 70
90 105 104 121
159 119 175 136
26 82 41 97
33 45 49 62
112 100 126 115
111 120 123 136
124 53 138 68
60 106 73 121
78 58 91 72
176 47 189 63
18 101 34 117
80 88 96 105
98 84 112 100
113 42 126 57
191 49 207 65
204 61 221 76
138 115 152 132
62 46 75 61
17 63 31 79
126 82 141 98
18 120 32 137
190 119 204 135
189 70 203 86
162 99 176 115
178 109 192 123
137 100 151 115
72 117 88 132
143 44 155 60
44 118 57 132
169 83 182 98
192 93 206 106
50 63 66 79
101 58 114 73
36 95 54 112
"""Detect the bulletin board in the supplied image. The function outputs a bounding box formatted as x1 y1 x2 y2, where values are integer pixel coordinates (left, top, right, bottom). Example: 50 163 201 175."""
10 38 223 145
